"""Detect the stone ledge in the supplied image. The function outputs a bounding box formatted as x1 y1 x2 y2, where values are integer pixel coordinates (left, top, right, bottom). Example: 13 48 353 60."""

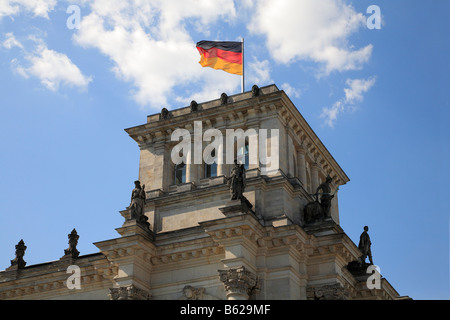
168 182 196 193
219 198 254 217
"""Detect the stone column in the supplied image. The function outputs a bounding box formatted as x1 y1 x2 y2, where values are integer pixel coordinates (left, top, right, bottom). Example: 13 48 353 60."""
310 163 320 193
216 140 225 177
296 147 307 186
185 148 197 185
150 141 171 191
247 126 259 171
218 266 258 300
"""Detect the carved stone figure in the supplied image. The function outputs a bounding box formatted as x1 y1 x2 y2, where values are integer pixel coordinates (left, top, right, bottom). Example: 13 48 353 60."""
190 100 199 112
251 84 260 97
315 175 334 218
64 228 80 259
303 199 323 224
9 239 27 269
303 176 338 224
228 160 246 200
128 180 150 228
161 107 171 120
358 226 373 265
180 285 205 300
220 92 228 105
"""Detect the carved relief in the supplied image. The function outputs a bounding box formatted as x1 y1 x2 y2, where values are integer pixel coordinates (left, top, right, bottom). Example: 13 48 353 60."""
306 283 350 300
179 285 205 300
109 285 151 300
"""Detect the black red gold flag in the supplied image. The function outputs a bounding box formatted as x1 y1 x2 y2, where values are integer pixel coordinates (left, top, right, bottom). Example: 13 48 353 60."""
196 40 243 75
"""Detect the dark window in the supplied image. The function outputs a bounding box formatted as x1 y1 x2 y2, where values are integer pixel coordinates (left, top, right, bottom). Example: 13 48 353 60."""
174 162 186 184
205 149 217 178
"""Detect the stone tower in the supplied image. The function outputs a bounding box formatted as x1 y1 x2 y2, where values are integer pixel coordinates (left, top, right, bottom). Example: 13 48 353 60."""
0 84 406 300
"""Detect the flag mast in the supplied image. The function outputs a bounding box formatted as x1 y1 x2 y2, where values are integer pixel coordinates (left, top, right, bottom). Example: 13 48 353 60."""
241 37 245 93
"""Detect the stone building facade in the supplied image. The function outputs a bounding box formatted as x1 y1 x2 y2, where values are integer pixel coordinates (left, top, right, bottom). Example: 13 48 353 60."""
0 84 407 300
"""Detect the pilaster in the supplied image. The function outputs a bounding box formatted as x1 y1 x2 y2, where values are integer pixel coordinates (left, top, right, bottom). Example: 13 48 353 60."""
310 163 320 193
296 146 307 186
94 219 156 298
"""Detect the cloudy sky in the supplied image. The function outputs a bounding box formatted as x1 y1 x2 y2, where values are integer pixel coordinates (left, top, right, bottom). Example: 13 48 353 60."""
0 0 448 299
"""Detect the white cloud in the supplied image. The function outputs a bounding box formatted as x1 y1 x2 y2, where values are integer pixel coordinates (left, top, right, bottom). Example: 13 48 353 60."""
7 35 92 91
25 45 92 91
73 0 240 110
281 82 301 99
248 0 372 75
344 77 376 103
2 32 23 49
321 100 344 128
247 57 272 87
321 77 376 127
0 0 57 20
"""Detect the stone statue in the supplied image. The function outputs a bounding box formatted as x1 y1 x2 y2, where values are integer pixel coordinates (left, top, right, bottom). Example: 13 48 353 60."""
251 84 260 97
10 239 27 269
128 180 150 228
304 175 337 224
358 226 373 265
303 199 323 224
161 107 171 120
64 228 80 259
228 160 246 200
220 92 228 105
190 100 199 112
315 175 335 218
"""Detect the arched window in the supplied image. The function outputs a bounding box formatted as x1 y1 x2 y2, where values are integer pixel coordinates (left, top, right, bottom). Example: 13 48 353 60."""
174 162 186 184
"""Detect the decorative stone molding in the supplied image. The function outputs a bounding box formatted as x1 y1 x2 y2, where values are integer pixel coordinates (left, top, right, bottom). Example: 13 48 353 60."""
151 246 224 265
218 266 258 300
306 283 350 300
109 285 151 300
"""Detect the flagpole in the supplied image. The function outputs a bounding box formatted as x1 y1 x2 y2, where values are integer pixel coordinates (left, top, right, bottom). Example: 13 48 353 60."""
241 37 245 93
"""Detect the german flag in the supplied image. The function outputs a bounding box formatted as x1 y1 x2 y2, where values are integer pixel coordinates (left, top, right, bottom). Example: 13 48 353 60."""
196 40 243 75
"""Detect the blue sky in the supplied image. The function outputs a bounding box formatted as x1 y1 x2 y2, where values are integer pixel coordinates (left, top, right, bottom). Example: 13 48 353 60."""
0 0 448 300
